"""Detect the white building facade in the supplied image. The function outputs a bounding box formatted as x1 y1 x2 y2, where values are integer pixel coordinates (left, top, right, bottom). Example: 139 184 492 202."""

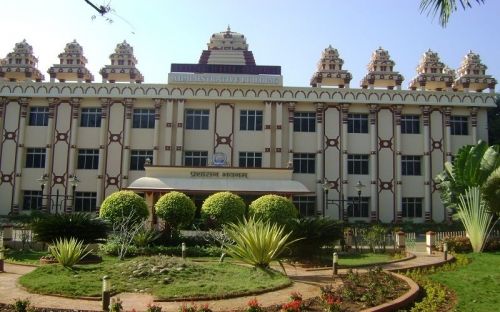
0 29 497 223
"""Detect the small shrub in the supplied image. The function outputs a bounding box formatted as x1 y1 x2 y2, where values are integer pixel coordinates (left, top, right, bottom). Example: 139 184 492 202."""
281 299 302 312
146 303 162 312
13 298 30 312
155 191 196 232
109 298 123 312
442 236 472 253
289 218 342 258
100 191 149 226
134 227 161 248
201 192 246 228
484 236 500 251
246 298 263 312
178 303 212 312
49 237 91 268
248 194 298 225
100 234 138 257
31 212 108 244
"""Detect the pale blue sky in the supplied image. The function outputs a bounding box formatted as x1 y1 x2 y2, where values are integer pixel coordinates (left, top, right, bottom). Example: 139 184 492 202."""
2 0 499 90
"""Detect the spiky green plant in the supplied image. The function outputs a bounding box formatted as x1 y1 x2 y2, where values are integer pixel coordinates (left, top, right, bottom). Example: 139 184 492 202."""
49 237 91 268
457 187 495 252
223 217 301 270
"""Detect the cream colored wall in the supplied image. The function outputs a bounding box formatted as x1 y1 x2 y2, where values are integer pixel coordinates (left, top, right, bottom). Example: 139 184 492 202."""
233 102 265 166
183 102 214 165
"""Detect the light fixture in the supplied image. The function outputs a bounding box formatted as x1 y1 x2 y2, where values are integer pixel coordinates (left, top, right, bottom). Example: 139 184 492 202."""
69 175 80 189
354 181 365 195
37 174 48 192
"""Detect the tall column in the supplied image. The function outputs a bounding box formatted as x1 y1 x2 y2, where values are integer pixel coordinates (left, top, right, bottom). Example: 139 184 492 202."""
287 102 295 166
369 104 378 222
12 98 30 213
394 105 403 222
174 99 185 166
44 98 58 186
444 106 452 163
68 98 81 176
164 99 174 165
315 102 325 215
263 101 272 168
96 98 110 209
275 102 283 168
153 99 162 165
421 106 432 222
341 104 349 221
121 98 134 187
470 107 478 144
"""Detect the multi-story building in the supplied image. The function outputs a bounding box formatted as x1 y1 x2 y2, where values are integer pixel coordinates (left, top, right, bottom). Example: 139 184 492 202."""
0 28 497 223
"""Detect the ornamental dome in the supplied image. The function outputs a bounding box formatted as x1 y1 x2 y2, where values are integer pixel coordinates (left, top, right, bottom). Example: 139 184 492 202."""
63 40 84 55
409 49 454 91
207 25 248 50
310 45 352 88
0 39 44 82
453 50 496 92
48 40 93 83
13 39 34 55
360 47 403 89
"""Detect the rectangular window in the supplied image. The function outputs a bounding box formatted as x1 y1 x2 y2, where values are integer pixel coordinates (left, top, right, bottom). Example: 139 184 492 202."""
184 151 208 167
80 108 102 127
293 153 315 174
293 196 316 217
77 149 99 170
347 113 369 133
185 109 209 130
450 116 469 135
293 112 316 132
401 115 420 134
347 196 370 218
130 150 153 171
239 152 262 168
28 107 49 126
25 148 46 168
74 192 97 212
347 154 369 175
132 108 155 129
22 190 42 211
240 110 263 131
402 155 421 176
402 197 423 218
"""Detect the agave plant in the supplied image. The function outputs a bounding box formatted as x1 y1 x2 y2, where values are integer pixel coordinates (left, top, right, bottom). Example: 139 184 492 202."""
49 237 91 268
457 187 495 252
223 217 301 271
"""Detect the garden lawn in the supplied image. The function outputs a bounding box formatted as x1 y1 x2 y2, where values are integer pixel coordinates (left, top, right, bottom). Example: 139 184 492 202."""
337 252 393 267
5 249 47 265
429 252 500 312
19 255 291 300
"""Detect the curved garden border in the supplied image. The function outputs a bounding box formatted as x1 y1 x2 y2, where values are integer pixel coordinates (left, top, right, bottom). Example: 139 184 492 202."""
304 252 416 271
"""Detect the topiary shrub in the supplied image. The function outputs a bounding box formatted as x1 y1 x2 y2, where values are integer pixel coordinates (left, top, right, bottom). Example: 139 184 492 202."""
201 192 246 228
99 191 149 226
155 191 196 232
248 194 298 226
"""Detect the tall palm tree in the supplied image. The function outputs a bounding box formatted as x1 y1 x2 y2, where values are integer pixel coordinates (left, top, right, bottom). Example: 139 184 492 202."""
420 0 485 27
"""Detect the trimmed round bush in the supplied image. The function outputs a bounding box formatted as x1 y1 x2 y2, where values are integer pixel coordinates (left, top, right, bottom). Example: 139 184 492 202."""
155 191 196 229
201 192 246 227
248 194 298 225
99 191 149 225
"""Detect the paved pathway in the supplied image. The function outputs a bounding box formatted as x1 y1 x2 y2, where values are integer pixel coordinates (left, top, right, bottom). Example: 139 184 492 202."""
0 251 450 312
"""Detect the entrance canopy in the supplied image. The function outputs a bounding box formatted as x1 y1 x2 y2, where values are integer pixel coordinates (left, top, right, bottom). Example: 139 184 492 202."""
126 166 312 195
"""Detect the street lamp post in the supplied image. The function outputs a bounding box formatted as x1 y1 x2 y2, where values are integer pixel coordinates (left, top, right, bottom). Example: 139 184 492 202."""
353 181 366 220
321 179 365 222
37 174 80 213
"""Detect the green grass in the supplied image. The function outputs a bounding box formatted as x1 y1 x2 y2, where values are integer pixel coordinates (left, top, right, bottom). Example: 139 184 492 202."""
430 252 500 312
19 255 291 300
337 252 393 267
5 249 47 265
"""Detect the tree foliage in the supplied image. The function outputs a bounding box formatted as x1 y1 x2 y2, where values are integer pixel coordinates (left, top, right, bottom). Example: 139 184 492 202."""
201 191 246 228
155 191 196 230
420 0 486 27
248 194 298 225
99 191 149 226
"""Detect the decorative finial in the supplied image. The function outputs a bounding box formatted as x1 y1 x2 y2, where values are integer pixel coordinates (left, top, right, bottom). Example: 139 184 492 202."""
227 25 231 32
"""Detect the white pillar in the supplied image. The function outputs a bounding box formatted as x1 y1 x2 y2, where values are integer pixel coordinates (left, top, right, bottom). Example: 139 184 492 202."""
263 101 272 168
164 99 174 165
153 99 162 165
68 98 81 177
121 98 134 188
315 102 325 215
275 102 283 168
341 103 349 221
470 107 478 144
369 104 378 222
96 98 109 209
175 99 185 166
422 106 432 222
444 107 452 163
287 102 295 166
12 98 30 213
394 106 402 222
